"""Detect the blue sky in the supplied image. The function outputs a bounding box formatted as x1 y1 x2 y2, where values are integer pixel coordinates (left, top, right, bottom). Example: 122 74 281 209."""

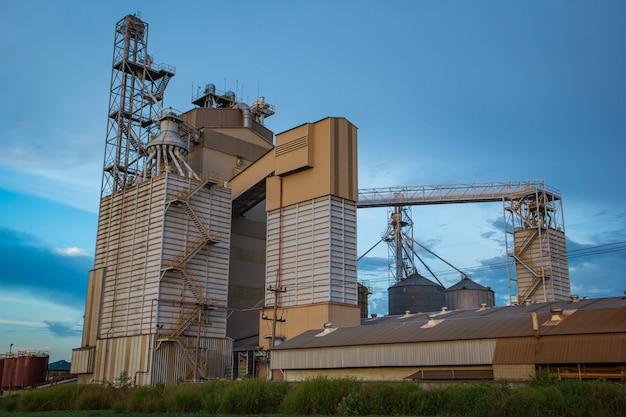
0 1 624 362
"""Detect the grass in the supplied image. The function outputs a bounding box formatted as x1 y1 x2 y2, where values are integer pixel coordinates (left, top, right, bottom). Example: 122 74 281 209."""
1 377 625 416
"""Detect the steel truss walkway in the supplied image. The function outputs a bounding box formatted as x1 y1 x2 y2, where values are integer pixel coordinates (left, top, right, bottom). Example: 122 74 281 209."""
357 180 560 208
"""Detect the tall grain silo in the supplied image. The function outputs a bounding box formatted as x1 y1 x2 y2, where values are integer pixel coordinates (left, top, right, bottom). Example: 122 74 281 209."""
445 276 495 310
388 272 446 315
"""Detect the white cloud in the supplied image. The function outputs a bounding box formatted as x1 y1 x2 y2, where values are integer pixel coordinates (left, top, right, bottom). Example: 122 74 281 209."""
0 319 47 327
54 246 90 257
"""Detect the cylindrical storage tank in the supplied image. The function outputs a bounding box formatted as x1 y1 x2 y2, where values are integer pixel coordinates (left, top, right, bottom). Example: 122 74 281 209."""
445 276 495 310
388 273 446 315
0 357 4 386
1 356 17 389
14 354 49 388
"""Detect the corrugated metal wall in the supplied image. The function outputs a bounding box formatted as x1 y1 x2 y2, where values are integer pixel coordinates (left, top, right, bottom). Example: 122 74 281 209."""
266 195 357 307
86 173 233 385
96 177 166 338
515 227 570 302
493 334 626 364
151 336 232 384
272 339 496 370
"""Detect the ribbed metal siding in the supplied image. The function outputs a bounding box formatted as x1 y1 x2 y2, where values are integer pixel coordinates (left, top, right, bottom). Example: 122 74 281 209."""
70 347 95 374
151 336 232 385
266 195 357 308
272 339 496 370
494 334 626 364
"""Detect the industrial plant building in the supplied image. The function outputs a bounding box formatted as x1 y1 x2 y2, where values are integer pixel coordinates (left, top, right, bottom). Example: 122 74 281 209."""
70 14 625 385
270 296 626 382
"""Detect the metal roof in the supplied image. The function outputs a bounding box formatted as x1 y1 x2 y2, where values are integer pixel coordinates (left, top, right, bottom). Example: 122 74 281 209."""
390 273 443 288
272 296 626 351
445 276 492 292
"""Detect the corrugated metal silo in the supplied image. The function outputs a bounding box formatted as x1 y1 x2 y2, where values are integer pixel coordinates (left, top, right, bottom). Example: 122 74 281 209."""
388 273 446 315
445 276 495 310
14 353 49 388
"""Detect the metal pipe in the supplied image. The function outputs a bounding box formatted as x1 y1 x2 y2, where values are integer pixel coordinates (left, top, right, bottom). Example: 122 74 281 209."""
234 103 252 128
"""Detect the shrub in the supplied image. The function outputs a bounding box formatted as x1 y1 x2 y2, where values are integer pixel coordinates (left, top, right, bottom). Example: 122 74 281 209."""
0 394 19 412
218 378 290 414
200 379 230 412
167 382 206 412
128 382 166 413
280 376 359 415
17 384 87 411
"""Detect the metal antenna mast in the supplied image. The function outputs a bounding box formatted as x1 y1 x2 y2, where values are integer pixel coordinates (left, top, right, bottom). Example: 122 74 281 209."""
101 14 175 196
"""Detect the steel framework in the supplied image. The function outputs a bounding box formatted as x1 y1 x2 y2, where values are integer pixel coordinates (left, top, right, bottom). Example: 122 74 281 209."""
101 14 175 196
357 180 570 304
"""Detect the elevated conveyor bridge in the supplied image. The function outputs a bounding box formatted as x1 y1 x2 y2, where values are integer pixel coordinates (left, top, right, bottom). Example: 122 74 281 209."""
357 180 560 208
356 180 570 305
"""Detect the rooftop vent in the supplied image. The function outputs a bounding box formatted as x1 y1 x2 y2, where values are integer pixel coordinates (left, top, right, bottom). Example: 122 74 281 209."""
479 303 487 311
315 322 337 337
263 334 285 346
570 295 579 303
371 313 378 319
440 306 448 313
550 307 564 321
428 314 438 322
399 310 412 319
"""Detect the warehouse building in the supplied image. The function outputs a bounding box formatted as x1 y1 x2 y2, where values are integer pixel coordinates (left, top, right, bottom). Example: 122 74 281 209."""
269 296 626 382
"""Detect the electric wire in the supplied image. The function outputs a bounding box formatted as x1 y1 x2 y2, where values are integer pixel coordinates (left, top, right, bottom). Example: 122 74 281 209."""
358 240 626 284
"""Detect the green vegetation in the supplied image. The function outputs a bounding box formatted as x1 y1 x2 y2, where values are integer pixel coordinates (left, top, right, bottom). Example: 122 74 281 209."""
1 376 625 417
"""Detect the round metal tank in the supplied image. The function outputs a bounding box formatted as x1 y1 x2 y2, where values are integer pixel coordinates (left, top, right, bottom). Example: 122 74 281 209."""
388 273 446 315
14 353 49 388
1 356 17 389
445 276 495 310
0 357 4 387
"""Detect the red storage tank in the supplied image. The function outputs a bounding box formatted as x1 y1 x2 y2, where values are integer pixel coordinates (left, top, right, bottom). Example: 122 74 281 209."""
0 357 4 387
1 356 17 389
14 354 49 388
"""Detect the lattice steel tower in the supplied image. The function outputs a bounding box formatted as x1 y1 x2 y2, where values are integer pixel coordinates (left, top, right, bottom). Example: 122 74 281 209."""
101 14 175 196
504 185 570 304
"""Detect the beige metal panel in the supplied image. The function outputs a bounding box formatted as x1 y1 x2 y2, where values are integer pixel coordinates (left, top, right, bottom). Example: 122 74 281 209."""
266 118 358 211
275 125 313 175
91 335 153 384
284 366 493 382
97 176 167 339
515 227 570 302
151 336 233 385
181 107 273 144
272 339 496 370
266 196 357 308
70 347 95 374
493 364 536 381
258 303 361 351
158 176 232 339
82 268 104 347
